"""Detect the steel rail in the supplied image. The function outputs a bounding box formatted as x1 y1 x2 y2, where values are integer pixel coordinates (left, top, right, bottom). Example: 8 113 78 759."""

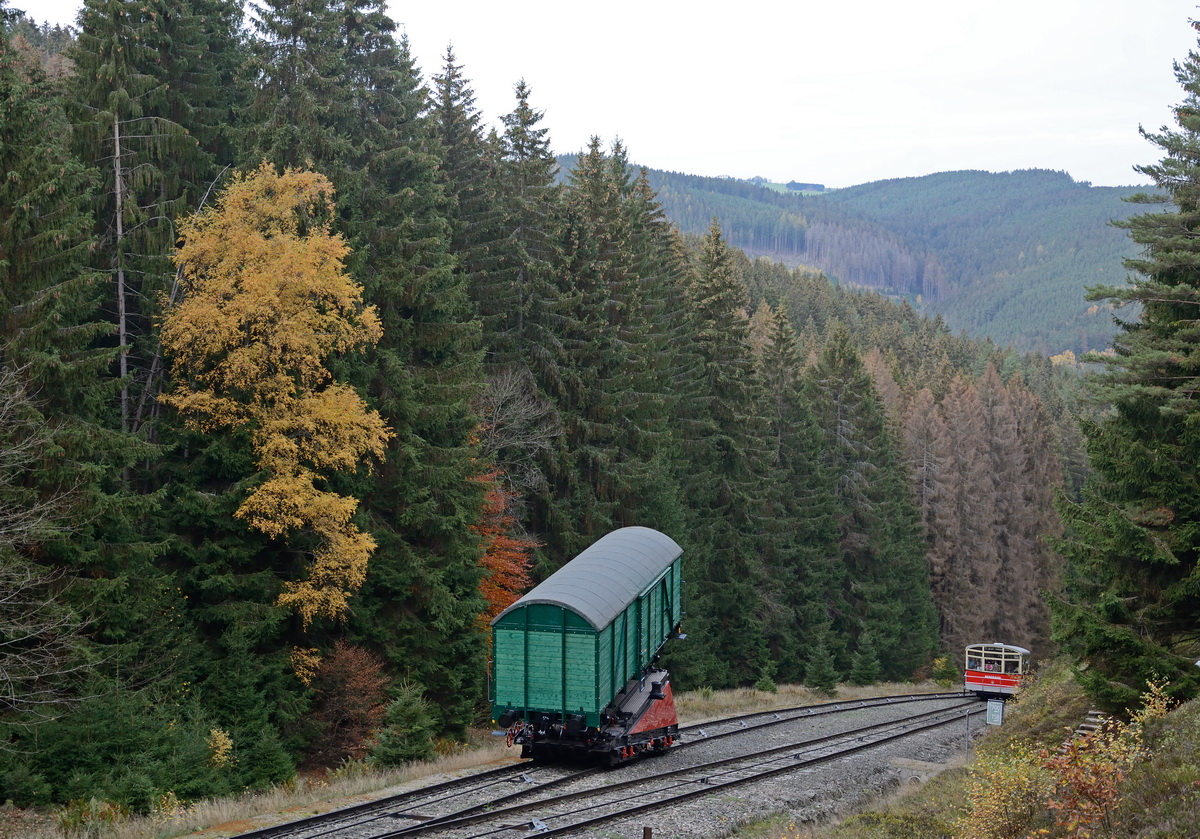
232 692 971 839
346 696 966 837
676 691 969 742
523 702 984 839
365 695 972 836
229 763 538 839
379 699 981 838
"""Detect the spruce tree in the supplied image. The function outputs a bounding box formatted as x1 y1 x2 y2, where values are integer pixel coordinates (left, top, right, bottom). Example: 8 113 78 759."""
470 82 564 509
753 304 839 683
804 321 938 680
668 220 774 688
804 628 839 697
67 0 224 436
530 140 681 562
245 0 348 172
483 80 564 375
0 9 185 727
849 632 882 686
0 24 107 405
533 137 629 556
0 368 93 735
335 31 490 737
369 683 436 766
1051 20 1200 710
431 46 496 271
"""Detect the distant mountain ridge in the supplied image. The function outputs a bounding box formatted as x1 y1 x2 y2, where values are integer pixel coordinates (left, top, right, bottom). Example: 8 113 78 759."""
558 157 1146 356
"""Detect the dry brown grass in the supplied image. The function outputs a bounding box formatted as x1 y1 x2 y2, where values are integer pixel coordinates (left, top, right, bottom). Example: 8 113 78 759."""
146 743 516 839
674 680 944 727
22 738 516 839
18 681 944 839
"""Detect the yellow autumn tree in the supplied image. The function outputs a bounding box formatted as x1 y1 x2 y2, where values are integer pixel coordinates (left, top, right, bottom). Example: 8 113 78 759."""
160 163 391 627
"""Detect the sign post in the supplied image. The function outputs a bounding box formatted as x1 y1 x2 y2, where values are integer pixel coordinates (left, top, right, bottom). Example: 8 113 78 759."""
986 698 1005 726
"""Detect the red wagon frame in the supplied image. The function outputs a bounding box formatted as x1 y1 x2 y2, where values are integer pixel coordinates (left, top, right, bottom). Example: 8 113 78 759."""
964 642 1030 697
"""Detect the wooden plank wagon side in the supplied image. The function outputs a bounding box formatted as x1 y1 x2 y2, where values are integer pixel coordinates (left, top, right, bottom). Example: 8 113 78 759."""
490 526 684 764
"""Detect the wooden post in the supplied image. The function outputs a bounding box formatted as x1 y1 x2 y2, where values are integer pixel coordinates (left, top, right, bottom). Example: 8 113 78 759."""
643 828 653 839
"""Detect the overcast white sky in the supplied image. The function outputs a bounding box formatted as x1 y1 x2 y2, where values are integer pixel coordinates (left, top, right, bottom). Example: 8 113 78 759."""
12 0 1200 188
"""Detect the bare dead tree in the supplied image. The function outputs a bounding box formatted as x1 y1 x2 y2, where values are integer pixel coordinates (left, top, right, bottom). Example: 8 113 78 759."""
0 369 64 547
0 560 91 733
472 367 559 497
0 365 92 738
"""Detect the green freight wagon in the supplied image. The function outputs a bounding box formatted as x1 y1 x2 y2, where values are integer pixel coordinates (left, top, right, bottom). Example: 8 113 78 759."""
490 526 684 763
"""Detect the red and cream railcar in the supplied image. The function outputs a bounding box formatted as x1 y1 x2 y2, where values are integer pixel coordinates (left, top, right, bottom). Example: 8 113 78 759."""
964 643 1030 697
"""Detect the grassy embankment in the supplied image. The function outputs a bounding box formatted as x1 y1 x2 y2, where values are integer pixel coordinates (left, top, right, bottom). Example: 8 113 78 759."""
736 659 1200 839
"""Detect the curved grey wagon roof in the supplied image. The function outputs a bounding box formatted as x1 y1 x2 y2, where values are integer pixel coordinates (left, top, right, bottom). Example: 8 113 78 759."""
492 527 682 631
966 643 1031 655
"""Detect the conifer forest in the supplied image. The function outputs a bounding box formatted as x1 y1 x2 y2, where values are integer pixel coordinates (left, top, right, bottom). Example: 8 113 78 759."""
1 0 1199 812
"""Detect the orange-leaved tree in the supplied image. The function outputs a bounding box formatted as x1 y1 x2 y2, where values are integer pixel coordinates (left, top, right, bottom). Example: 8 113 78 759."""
159 163 391 627
308 640 389 767
471 471 536 627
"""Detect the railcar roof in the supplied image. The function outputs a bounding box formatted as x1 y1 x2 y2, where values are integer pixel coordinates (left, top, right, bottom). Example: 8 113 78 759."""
491 526 683 631
965 642 1031 655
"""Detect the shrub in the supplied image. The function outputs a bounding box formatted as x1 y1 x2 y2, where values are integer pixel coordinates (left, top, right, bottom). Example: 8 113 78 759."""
307 641 389 768
1039 680 1174 838
954 741 1053 839
0 762 52 806
369 683 437 767
327 757 374 783
55 798 128 839
207 728 235 769
11 681 238 811
754 675 778 694
932 656 960 688
805 637 839 697
433 737 470 758
840 811 955 838
1112 695 1200 837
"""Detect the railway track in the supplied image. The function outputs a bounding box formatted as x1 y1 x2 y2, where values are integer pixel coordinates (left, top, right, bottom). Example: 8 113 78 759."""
675 691 969 741
226 763 558 839
375 699 981 838
234 693 976 839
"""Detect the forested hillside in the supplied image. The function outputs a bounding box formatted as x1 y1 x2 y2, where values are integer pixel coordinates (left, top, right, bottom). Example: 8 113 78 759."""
1 0 1085 813
818 171 1144 355
599 163 1145 356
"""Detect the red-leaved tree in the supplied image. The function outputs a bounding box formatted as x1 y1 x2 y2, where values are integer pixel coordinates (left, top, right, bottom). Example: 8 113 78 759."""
471 471 536 627
308 640 389 767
